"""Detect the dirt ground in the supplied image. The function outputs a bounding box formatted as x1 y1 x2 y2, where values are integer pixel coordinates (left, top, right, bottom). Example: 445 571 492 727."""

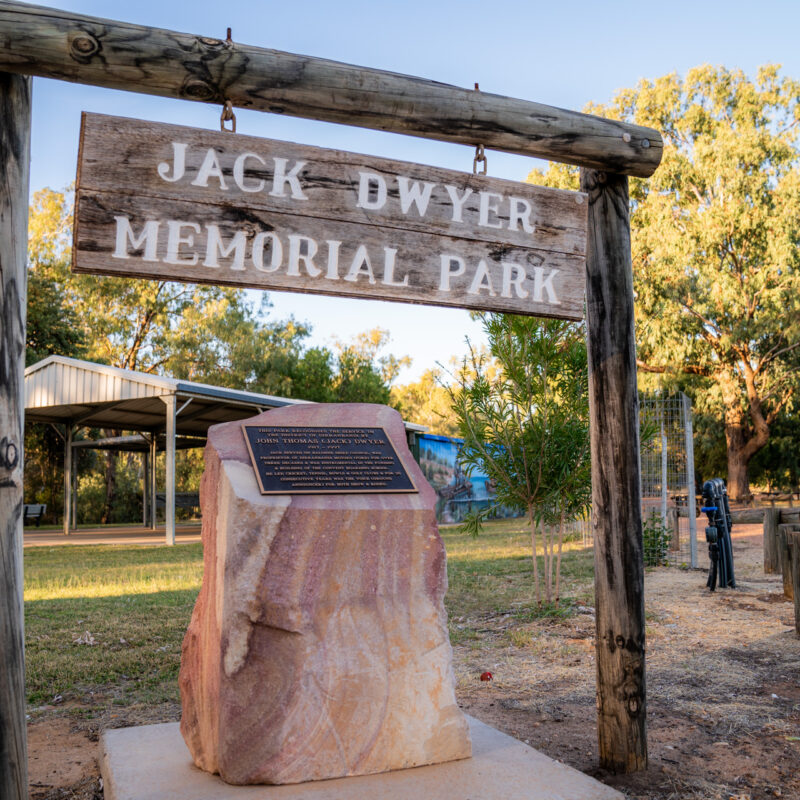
27 525 799 800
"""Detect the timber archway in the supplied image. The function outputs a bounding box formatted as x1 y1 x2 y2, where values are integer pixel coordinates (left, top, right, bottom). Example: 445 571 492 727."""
0 3 662 797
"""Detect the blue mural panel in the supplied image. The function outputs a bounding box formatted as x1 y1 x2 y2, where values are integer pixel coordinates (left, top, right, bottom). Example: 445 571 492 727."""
415 433 515 523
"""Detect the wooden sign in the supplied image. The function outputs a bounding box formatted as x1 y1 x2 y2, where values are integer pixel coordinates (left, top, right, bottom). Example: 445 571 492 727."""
74 113 587 319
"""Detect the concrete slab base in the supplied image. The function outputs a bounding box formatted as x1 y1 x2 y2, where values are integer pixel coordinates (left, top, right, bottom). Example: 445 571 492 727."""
101 715 623 800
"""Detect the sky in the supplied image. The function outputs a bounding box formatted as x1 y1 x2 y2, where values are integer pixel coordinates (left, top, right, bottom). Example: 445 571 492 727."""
27 0 800 383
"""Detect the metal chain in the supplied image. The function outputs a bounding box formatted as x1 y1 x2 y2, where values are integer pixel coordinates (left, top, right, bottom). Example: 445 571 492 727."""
472 82 487 174
473 143 487 175
220 100 236 133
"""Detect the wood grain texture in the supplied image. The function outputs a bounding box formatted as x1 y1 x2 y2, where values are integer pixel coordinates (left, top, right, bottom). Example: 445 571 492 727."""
788 531 800 635
73 117 587 319
78 114 588 257
0 1 662 177
581 168 647 773
763 507 780 574
778 524 796 600
0 69 30 800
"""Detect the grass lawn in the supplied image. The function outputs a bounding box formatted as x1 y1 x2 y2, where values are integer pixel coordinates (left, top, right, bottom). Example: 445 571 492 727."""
24 519 595 713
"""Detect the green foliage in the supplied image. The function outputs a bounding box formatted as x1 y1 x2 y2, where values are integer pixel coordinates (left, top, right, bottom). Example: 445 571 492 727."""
530 65 800 499
449 314 590 604
642 511 671 567
391 367 461 437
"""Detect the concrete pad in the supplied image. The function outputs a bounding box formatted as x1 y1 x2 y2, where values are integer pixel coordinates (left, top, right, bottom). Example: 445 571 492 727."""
101 715 623 800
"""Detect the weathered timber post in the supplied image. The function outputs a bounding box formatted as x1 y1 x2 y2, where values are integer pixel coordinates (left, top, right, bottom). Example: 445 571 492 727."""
0 69 31 800
581 168 647 773
763 507 780 574
777 524 794 600
788 531 800 635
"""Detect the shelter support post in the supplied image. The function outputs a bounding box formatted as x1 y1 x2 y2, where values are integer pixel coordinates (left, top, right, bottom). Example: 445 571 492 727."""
63 425 72 535
163 396 176 545
580 168 647 773
150 435 157 530
142 450 148 527
71 445 77 529
0 69 31 800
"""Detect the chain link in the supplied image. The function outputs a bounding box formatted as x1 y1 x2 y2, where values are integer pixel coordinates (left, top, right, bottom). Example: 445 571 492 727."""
473 143 487 175
220 100 236 133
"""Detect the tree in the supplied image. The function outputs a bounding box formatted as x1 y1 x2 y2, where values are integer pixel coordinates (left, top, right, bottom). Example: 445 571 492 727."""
450 315 590 605
391 368 460 437
26 188 86 365
530 65 800 499
331 328 410 406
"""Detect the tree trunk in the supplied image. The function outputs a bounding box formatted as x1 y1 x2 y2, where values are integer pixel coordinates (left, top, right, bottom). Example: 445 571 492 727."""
725 421 753 500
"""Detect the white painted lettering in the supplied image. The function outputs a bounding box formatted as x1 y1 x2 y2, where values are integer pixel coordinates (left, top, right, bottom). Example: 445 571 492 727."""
112 216 160 262
287 235 321 276
478 192 504 229
344 244 377 284
204 225 246 270
508 197 535 233
444 185 473 222
468 259 496 296
252 232 282 272
164 221 201 266
233 152 266 193
356 172 387 210
157 142 187 183
270 158 307 200
325 240 342 279
191 148 228 189
532 267 561 304
501 263 528 299
439 255 466 291
381 247 408 287
397 176 436 216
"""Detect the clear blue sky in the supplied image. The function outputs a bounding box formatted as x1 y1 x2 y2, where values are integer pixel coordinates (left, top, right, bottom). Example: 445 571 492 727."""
29 0 800 382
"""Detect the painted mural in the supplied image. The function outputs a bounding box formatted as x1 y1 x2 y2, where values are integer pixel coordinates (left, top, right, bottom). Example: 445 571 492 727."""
415 433 513 523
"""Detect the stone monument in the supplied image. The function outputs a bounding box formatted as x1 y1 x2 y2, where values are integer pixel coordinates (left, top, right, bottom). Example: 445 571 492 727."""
179 403 472 785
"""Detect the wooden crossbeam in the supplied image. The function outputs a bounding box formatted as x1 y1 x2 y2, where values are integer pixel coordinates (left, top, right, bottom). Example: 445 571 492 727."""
0 1 662 177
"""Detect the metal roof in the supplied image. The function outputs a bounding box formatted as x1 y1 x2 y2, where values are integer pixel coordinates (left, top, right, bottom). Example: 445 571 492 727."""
24 356 426 439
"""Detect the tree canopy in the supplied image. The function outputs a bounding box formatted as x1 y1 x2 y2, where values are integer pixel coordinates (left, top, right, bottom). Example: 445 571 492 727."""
530 65 800 498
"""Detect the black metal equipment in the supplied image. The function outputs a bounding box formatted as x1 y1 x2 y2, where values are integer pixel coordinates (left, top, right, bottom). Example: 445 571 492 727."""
701 478 736 591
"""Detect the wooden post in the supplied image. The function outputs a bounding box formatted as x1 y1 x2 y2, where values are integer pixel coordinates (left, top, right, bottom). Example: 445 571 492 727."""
0 1 662 178
581 168 647 773
0 69 31 800
667 506 680 552
777 524 794 600
763 507 780 574
788 531 800 635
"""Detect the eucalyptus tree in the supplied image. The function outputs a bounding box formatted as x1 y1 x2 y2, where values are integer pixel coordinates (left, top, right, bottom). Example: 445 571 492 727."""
530 65 800 499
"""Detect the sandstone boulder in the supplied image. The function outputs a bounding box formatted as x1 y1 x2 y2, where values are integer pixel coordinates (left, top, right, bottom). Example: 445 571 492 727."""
179 403 471 785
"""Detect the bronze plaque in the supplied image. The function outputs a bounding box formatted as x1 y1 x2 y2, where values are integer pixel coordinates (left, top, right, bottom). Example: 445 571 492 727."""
242 425 417 494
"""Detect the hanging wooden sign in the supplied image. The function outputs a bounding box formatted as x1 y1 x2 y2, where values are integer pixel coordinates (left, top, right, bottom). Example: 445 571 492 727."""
73 113 587 319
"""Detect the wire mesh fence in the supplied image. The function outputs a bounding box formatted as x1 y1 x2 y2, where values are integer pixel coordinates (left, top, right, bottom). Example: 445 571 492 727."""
578 392 698 567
